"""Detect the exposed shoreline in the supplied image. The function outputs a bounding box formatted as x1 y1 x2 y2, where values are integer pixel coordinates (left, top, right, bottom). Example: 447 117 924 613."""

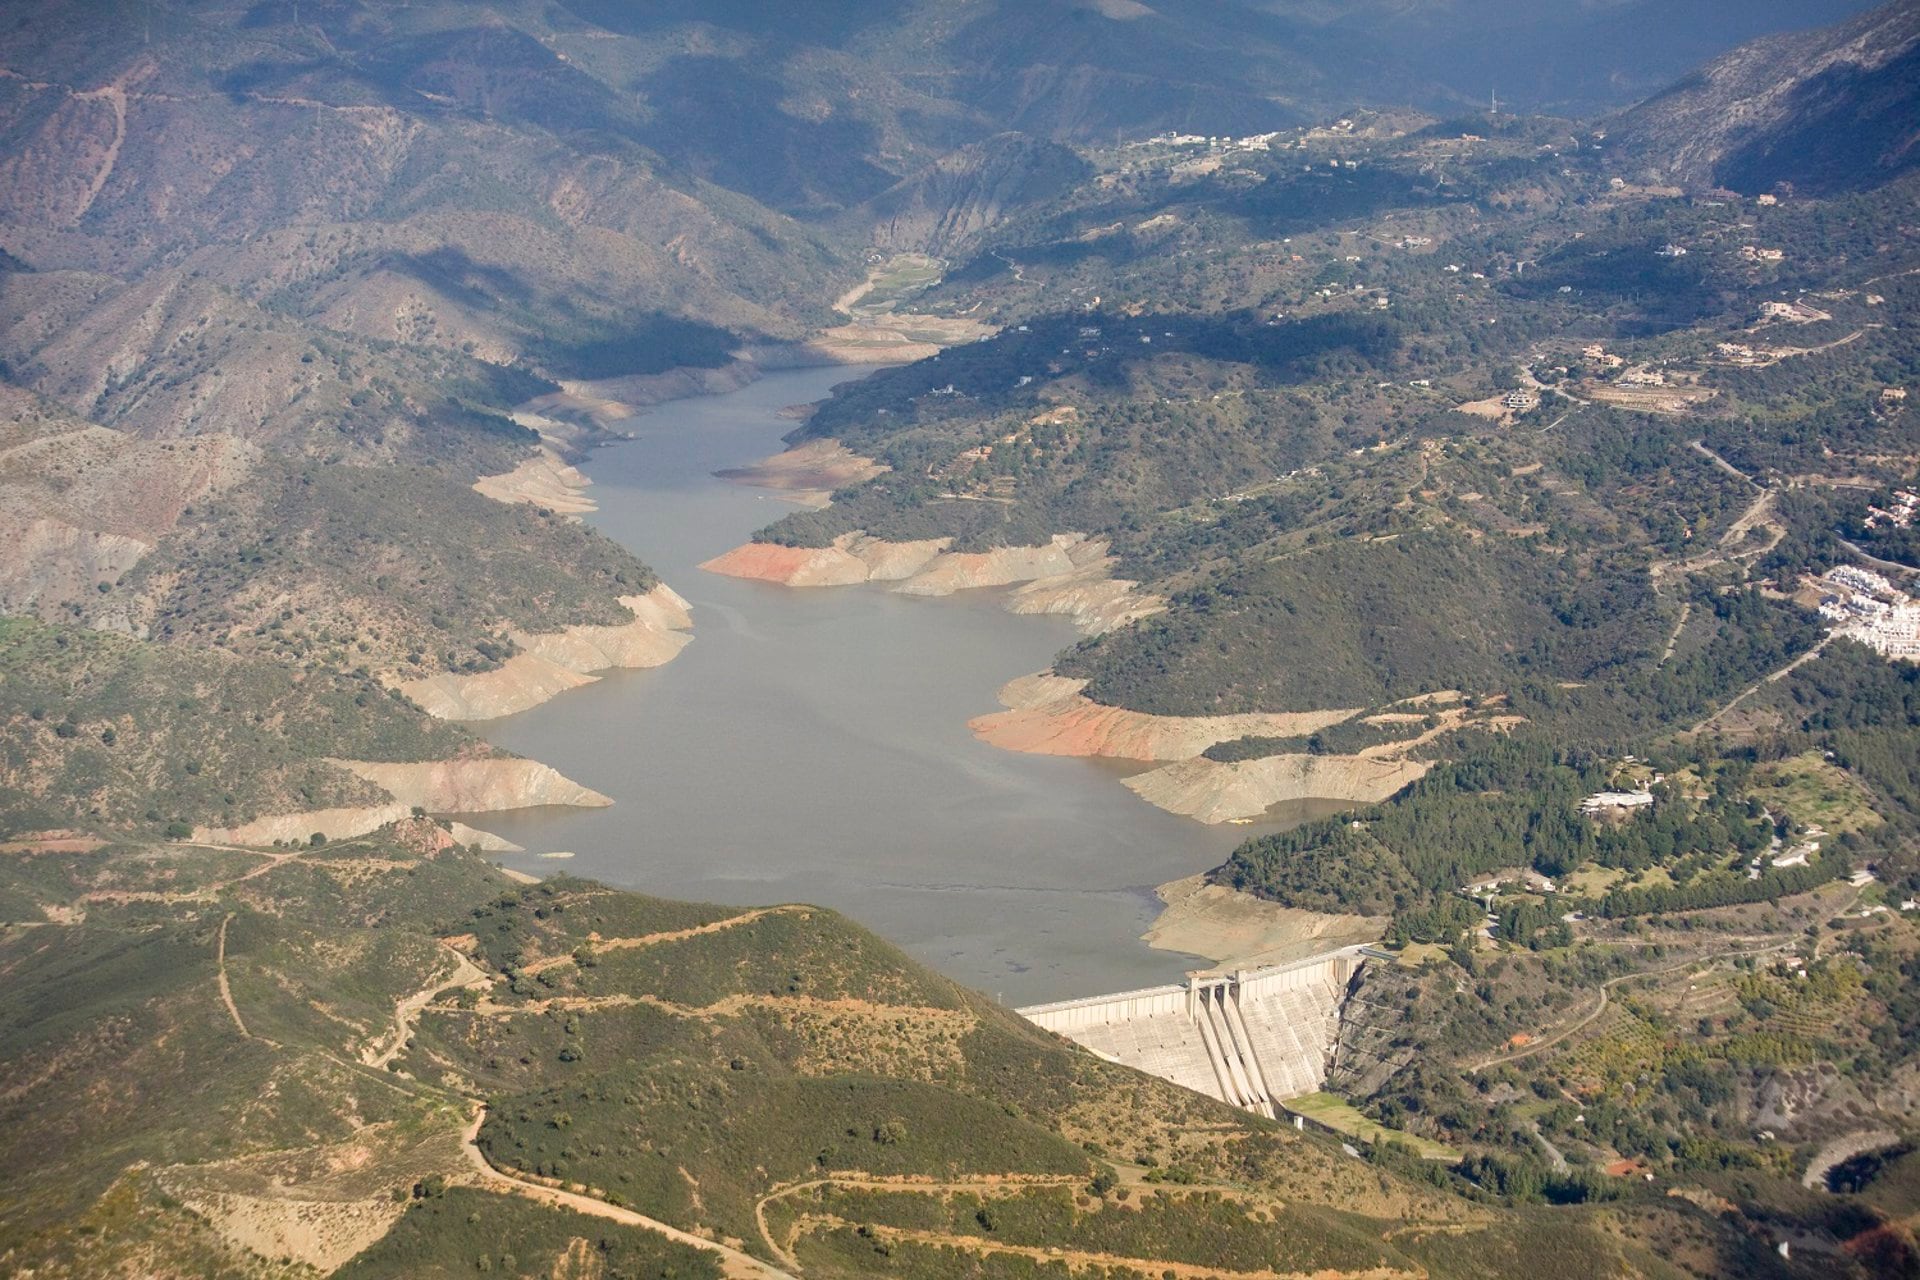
711 439 889 509
208 355 892 856
192 756 610 847
969 672 1353 762
698 443 1423 830
980 682 1518 826
1123 752 1430 824
440 360 1373 996
701 529 1164 635
394 584 694 722
1145 872 1384 972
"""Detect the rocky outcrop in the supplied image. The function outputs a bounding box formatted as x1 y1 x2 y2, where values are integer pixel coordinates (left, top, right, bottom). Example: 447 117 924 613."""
1123 753 1429 825
472 447 596 515
397 584 693 721
0 391 256 624
1145 872 1383 971
969 673 1356 762
861 134 1094 257
0 518 149 617
330 758 611 813
1613 1 1920 194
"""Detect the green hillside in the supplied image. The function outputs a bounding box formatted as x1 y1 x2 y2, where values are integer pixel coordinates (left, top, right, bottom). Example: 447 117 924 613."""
0 618 472 838
0 824 1811 1279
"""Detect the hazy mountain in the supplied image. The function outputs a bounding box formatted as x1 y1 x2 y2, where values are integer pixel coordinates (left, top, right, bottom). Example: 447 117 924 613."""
1254 0 1883 115
1612 0 1920 193
858 134 1094 256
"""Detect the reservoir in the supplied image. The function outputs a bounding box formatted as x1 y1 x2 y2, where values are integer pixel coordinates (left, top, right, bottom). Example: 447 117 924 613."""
468 365 1288 1005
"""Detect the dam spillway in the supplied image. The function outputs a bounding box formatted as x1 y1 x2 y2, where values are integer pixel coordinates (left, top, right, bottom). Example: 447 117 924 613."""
1016 946 1366 1118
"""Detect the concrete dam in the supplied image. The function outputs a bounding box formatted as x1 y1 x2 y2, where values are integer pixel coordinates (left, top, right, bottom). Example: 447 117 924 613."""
1017 946 1366 1119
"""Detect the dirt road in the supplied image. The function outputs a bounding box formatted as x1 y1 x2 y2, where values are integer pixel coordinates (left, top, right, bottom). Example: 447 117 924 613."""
363 944 490 1069
1470 937 1805 1072
459 1110 793 1280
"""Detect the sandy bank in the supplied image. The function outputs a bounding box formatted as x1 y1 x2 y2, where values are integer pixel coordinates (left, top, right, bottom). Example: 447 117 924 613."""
512 355 770 438
194 757 610 846
1802 1129 1901 1189
807 315 996 365
1115 696 1515 823
195 803 415 847
1003 562 1164 634
516 391 636 434
527 344 888 435
700 533 950 587
582 362 763 406
968 673 1355 762
1145 872 1384 972
1123 753 1430 824
701 532 1161 635
448 822 523 853
892 537 1084 595
713 439 887 508
330 758 612 814
397 584 693 721
472 447 596 515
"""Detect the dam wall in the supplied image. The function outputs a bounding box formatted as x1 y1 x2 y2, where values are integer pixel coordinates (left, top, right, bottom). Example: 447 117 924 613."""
1018 946 1367 1116
1021 983 1189 1033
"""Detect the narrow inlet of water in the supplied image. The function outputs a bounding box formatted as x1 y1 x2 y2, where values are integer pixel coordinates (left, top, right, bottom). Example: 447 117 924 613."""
468 365 1298 1004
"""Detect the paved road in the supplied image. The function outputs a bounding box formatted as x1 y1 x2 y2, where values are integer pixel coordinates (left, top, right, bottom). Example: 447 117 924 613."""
1836 536 1920 580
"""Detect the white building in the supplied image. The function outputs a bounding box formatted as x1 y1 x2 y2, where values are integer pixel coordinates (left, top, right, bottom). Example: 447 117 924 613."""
1829 565 1896 598
1581 791 1655 815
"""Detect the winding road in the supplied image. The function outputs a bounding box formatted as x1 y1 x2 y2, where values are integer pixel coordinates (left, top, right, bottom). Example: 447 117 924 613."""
1836 536 1920 580
458 1110 794 1280
362 943 490 1069
1469 935 1813 1073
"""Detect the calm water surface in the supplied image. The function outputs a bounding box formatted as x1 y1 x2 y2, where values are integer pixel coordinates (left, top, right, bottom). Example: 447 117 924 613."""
468 366 1299 1004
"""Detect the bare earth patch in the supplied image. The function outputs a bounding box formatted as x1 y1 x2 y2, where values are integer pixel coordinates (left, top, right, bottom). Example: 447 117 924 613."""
1144 873 1383 971
713 439 887 509
157 1119 472 1274
969 673 1355 762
